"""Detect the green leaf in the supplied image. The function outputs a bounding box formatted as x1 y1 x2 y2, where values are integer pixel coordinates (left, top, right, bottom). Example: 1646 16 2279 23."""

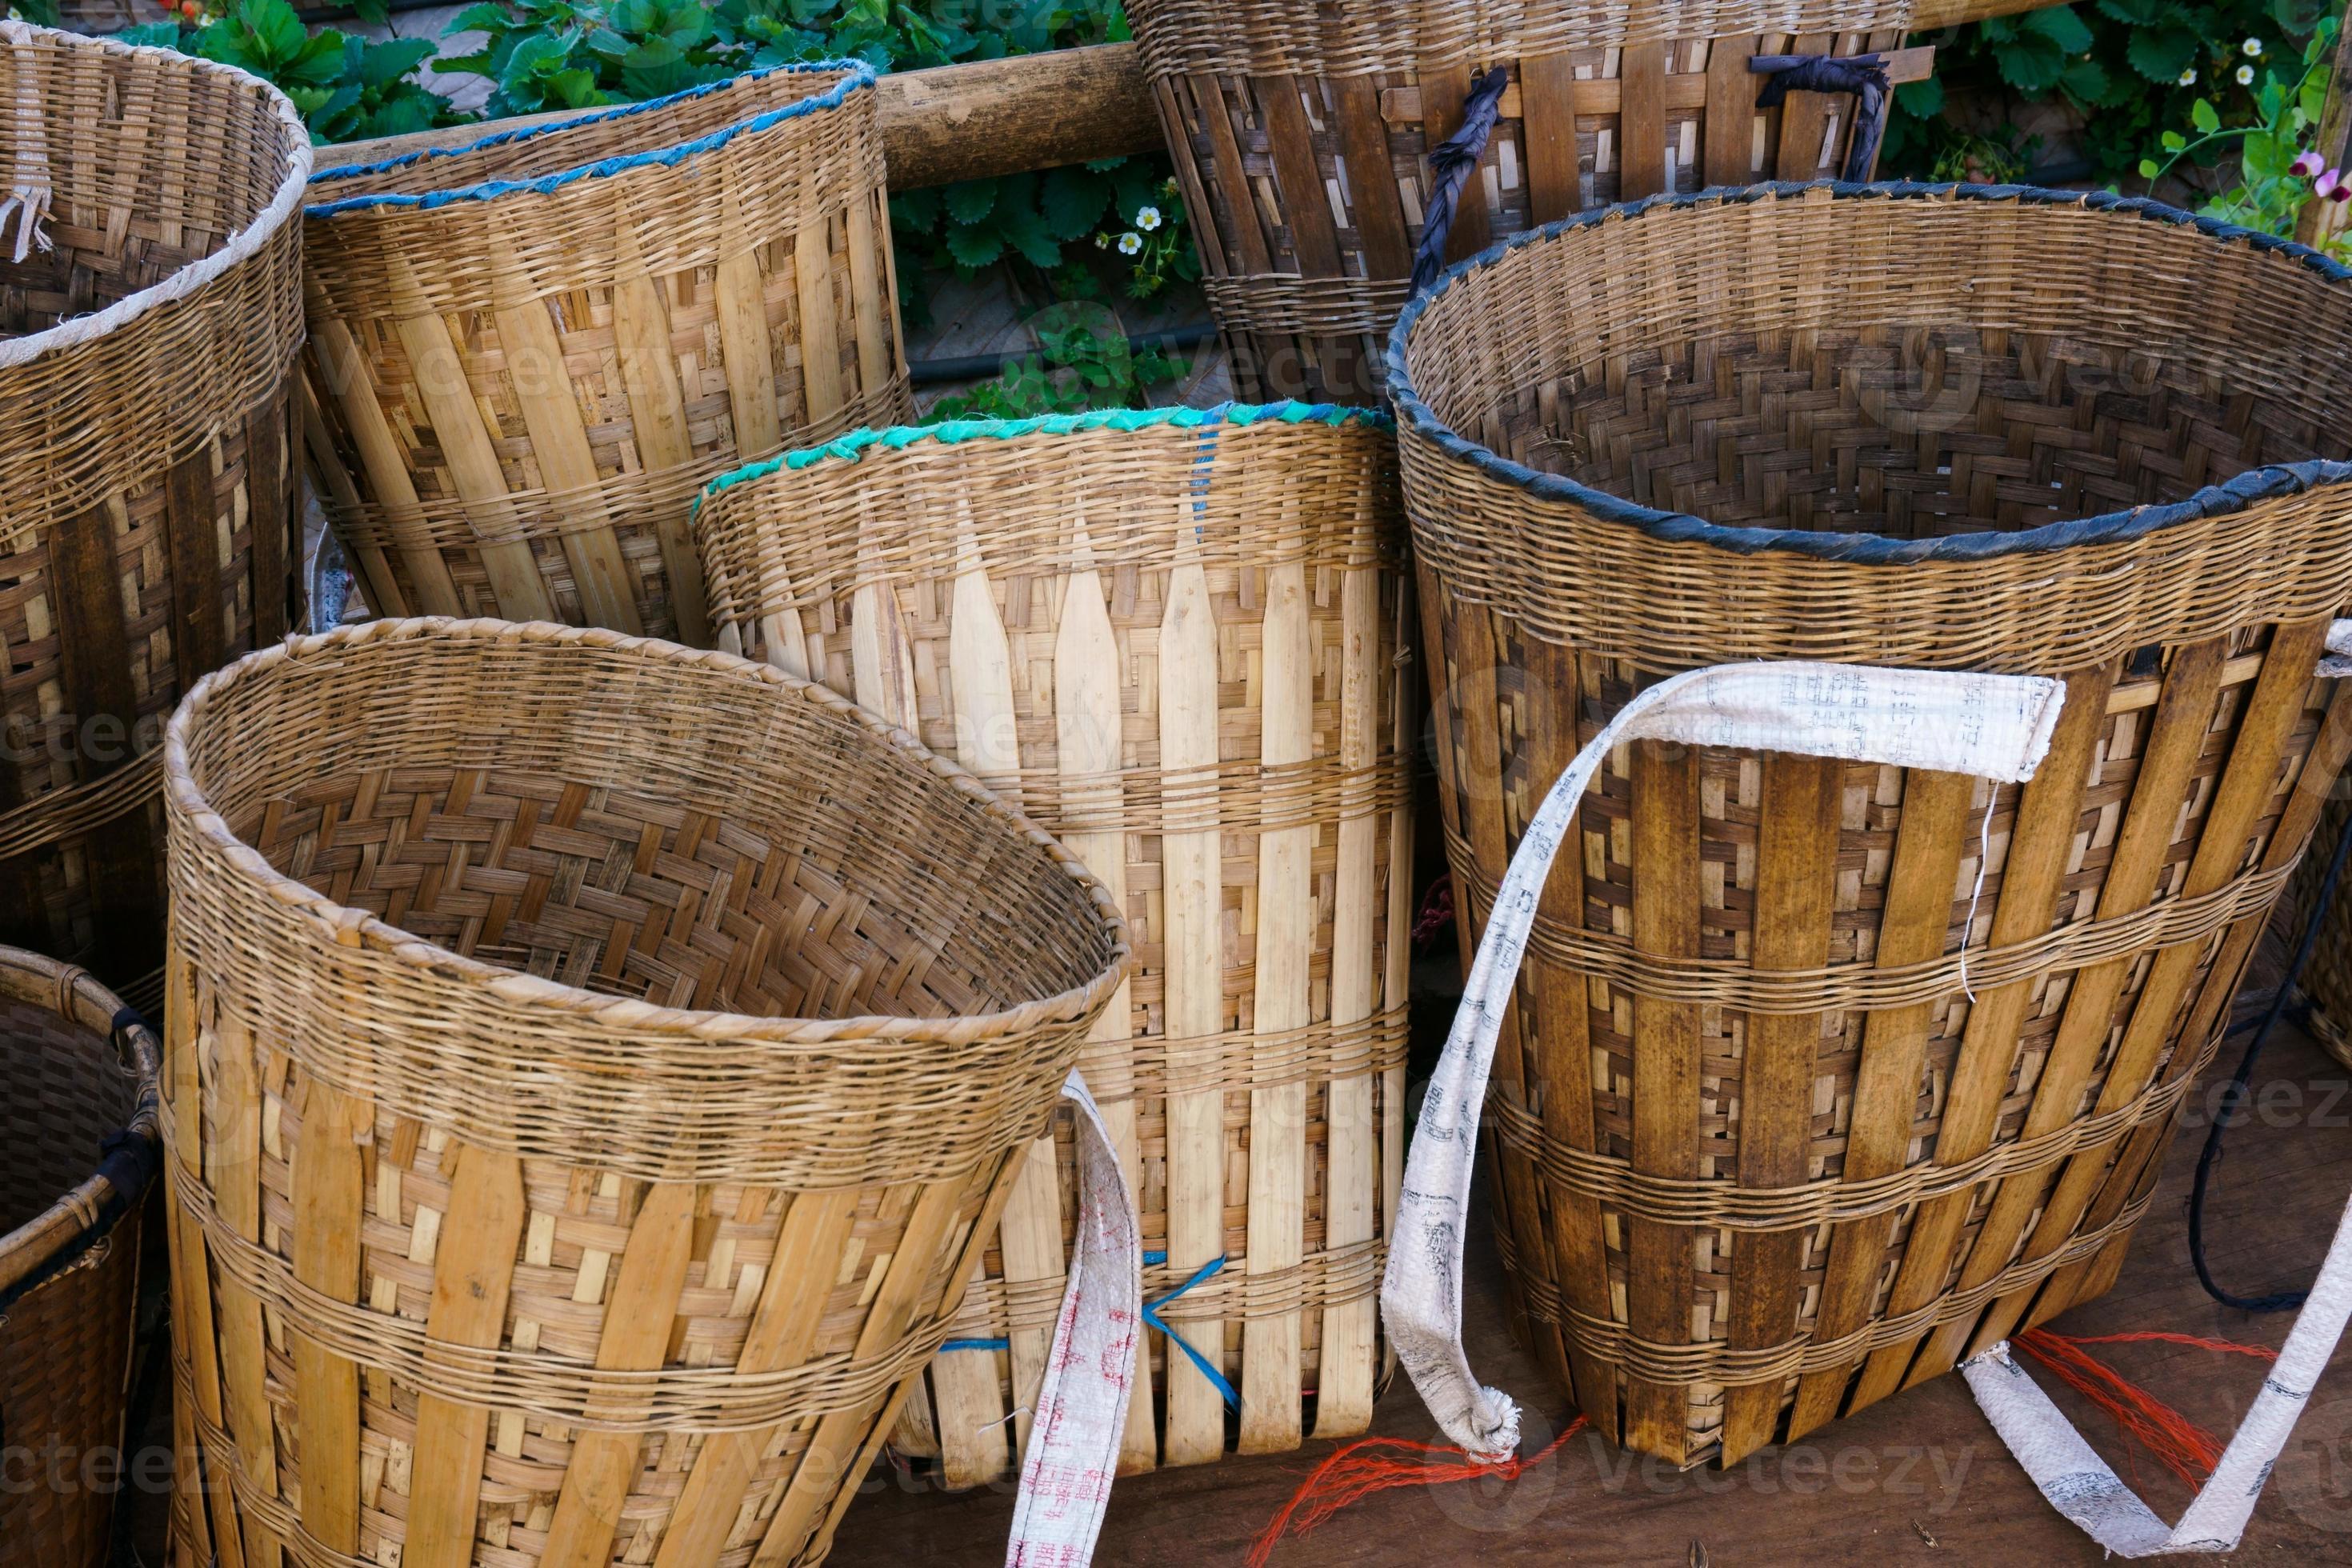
2138 157 2161 177
1894 75 1944 118
2126 26 2198 83
995 202 1062 268
350 0 390 26
362 37 438 86
2059 56 2110 100
1040 166 1110 241
943 178 998 225
547 66 602 104
110 22 184 46
2094 0 2170 26
943 222 1004 269
2191 96 2221 133
445 5 514 36
890 186 942 229
1993 33 2067 94
2162 128 2187 150
2022 4 2094 54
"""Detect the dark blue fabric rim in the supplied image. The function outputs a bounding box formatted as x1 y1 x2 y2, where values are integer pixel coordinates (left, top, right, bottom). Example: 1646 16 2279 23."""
307 60 875 216
1383 178 2352 566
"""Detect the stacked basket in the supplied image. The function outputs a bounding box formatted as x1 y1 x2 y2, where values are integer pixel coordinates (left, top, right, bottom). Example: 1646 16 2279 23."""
1392 182 2352 1465
0 23 308 998
694 403 1414 1482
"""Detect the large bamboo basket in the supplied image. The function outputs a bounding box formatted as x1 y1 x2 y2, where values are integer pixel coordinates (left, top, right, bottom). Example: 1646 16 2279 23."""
694 404 1414 1482
158 617 1128 1568
302 63 911 645
1390 182 2352 1468
0 24 308 1001
1125 0 1925 402
0 946 162 1568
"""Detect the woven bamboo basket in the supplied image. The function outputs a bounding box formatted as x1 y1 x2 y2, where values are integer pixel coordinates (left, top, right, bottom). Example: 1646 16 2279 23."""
2287 793 2352 1070
158 617 1128 1568
1125 0 1927 402
693 404 1414 1483
0 24 308 1002
1391 181 2352 1467
0 946 163 1568
302 63 911 645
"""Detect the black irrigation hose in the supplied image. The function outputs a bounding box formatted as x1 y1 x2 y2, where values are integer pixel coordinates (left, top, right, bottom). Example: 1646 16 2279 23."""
2186 801 2352 1313
908 322 1218 386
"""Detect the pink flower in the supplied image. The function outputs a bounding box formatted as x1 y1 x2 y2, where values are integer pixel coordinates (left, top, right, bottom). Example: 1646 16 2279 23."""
2294 148 2326 178
2315 166 2347 200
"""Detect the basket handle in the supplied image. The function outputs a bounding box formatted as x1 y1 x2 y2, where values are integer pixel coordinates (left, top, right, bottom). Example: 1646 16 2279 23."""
1003 1068 1140 1567
0 20 52 264
1753 53 1894 182
1410 65 1510 295
1380 660 2069 1462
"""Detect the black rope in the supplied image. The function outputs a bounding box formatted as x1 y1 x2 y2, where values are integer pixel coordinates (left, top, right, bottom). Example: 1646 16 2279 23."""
2186 797 2352 1312
1752 54 1892 182
1410 66 1511 295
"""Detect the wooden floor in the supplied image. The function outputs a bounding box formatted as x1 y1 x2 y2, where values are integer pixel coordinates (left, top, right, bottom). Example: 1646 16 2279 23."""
824 1015 2352 1566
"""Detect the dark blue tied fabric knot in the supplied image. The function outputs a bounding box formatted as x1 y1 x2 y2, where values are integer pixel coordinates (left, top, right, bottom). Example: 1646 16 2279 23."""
1410 65 1512 295
1753 54 1892 183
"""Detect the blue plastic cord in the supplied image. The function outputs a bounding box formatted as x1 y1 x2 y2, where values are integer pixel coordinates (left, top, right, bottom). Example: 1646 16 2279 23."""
1140 1248 1238 1412
306 61 875 215
939 1337 1012 1353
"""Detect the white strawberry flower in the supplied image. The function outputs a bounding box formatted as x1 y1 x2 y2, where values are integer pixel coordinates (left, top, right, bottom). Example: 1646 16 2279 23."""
1118 231 1142 255
1136 206 1163 231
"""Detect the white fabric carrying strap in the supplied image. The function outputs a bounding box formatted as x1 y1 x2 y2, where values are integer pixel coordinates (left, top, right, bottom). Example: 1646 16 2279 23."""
1003 1069 1141 1567
1381 660 2070 1462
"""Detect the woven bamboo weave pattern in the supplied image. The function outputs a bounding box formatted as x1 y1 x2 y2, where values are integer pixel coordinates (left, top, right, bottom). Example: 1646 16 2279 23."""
0 25 307 998
2287 792 2352 1070
0 947 163 1568
161 617 1127 1568
1392 181 2352 1469
302 65 910 646
694 404 1413 1484
1126 0 1918 400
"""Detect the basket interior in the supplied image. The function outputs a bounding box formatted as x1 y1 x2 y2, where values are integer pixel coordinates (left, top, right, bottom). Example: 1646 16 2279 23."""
310 65 860 203
176 634 1118 1025
0 998 136 1239
0 39 298 341
1401 190 2352 539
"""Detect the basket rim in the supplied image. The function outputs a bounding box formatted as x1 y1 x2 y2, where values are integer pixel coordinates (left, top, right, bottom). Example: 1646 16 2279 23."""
0 946 162 1302
305 59 874 216
694 397 1393 514
162 616 1134 1049
1384 178 2352 567
0 21 310 374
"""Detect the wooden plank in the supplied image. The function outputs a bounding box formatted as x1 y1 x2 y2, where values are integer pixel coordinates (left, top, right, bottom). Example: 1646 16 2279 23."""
1158 502 1226 1466
1052 516 1154 1471
385 255 556 622
290 1078 370 1557
794 213 847 430
1330 75 1412 279
206 1012 282 1568
302 321 450 617
1773 35 1838 180
492 291 644 636
610 235 708 646
1518 54 1583 226
1241 548 1314 1454
1912 638 2225 1378
1257 74 1364 395
650 1190 860 1568
1316 562 1382 1437
1618 44 1670 199
1718 752 1844 1466
165 437 225 682
1420 62 1491 266
1518 635 1617 1435
539 1181 699 1566
1704 35 1761 186
246 395 290 646
1783 766 1974 1441
844 191 895 406
1846 665 2114 1413
1624 735 1702 1462
166 947 247 1568
403 1146 526 1568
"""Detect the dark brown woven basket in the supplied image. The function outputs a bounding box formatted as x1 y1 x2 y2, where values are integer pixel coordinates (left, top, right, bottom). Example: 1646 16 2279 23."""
1391 182 2352 1466
0 946 163 1568
0 25 310 1002
2288 793 2352 1070
1126 0 1923 401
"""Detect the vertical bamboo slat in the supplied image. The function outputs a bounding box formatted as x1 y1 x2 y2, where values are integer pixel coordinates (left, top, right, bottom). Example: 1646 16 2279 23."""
1392 182 2352 1464
693 403 1412 1479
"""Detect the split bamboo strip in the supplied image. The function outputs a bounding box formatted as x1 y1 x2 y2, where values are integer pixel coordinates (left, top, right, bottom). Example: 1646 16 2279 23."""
161 617 1127 1568
302 64 911 644
694 402 1413 1480
0 25 307 1000
1393 181 2352 1465
1126 0 1924 400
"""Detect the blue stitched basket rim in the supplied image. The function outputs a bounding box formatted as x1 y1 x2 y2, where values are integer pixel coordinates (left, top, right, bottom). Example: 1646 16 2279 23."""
1384 178 2352 567
306 60 874 217
694 399 1393 514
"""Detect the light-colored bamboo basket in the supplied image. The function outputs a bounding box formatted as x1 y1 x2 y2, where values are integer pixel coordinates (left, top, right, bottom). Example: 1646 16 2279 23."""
1391 182 2352 1468
302 63 911 645
0 946 162 1568
1124 0 1925 402
694 403 1414 1483
0 24 308 1002
158 616 1128 1568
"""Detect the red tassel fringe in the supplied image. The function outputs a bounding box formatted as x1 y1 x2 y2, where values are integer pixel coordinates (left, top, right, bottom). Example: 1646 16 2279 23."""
2012 1328 2277 1494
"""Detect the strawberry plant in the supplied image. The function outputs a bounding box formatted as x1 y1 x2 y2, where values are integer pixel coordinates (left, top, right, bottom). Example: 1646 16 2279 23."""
120 0 466 144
